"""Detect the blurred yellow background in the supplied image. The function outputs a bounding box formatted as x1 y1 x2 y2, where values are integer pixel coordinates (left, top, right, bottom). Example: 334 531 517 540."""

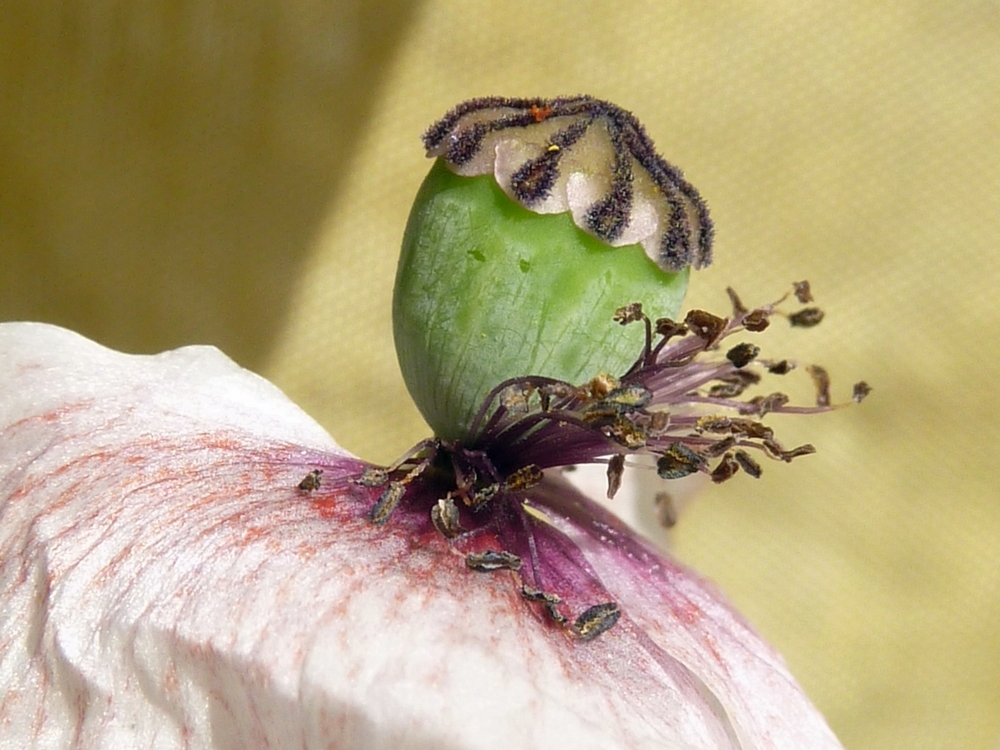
2 3 998 748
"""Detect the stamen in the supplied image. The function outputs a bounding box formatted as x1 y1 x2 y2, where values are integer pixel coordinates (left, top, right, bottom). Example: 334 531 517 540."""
357 281 866 640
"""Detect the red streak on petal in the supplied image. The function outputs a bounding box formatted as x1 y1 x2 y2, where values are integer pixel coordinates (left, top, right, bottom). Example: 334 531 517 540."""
242 526 269 543
673 599 704 625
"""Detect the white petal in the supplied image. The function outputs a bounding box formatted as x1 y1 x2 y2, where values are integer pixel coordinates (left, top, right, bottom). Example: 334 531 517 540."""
535 476 845 750
0 323 841 749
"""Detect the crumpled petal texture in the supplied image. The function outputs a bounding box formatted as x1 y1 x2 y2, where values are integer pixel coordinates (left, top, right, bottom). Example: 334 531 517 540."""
0 323 843 750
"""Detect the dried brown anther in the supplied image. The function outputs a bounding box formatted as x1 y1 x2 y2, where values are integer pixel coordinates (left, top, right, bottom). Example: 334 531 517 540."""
647 410 670 435
748 392 790 416
297 469 323 492
572 602 622 641
654 318 689 341
613 303 645 325
467 482 500 510
735 419 774 440
370 482 406 525
606 418 647 449
431 496 465 538
521 586 567 625
707 370 761 398
742 309 771 332
726 286 748 316
466 550 523 572
582 373 621 400
684 310 727 343
793 280 814 303
726 342 761 368
853 381 873 403
733 450 763 478
708 382 750 399
499 384 533 413
503 464 544 492
356 466 390 487
696 416 773 440
696 415 733 433
789 308 825 328
710 453 740 483
657 443 703 479
762 439 816 462
702 436 737 458
606 454 626 499
807 365 832 407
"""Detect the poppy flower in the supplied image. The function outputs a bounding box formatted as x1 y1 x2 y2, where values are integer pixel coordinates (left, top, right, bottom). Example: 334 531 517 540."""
0 96 861 749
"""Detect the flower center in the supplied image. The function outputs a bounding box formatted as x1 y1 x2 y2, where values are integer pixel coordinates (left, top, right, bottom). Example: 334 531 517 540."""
330 282 869 640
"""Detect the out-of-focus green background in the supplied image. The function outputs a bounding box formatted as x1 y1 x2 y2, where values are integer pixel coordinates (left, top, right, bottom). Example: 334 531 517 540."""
3 3 998 748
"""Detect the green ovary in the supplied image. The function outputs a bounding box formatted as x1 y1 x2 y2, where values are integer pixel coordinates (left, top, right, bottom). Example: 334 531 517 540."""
393 159 689 443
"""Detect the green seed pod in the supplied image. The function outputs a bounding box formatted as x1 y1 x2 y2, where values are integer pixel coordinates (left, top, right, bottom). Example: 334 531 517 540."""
393 96 714 443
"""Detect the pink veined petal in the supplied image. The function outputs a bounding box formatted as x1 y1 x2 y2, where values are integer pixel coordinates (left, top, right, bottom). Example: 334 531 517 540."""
531 479 844 749
0 322 843 750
